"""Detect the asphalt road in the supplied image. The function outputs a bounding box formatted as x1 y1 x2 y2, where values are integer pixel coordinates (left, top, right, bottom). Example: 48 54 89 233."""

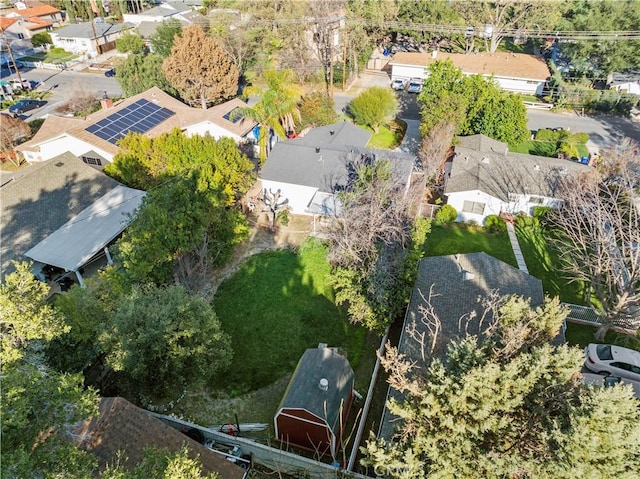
2 66 122 120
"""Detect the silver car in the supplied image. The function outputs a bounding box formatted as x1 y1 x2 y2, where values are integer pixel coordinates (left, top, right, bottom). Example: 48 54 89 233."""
407 79 423 93
391 78 406 91
584 343 640 381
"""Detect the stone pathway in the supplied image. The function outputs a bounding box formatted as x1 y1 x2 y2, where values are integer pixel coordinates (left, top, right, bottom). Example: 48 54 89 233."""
506 222 529 273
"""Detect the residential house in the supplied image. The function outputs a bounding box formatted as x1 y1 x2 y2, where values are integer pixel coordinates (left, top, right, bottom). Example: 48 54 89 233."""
260 121 415 218
16 86 258 165
1 3 63 39
389 51 551 95
444 134 590 223
0 152 143 286
379 252 545 439
123 1 205 45
608 71 640 95
275 346 355 457
49 21 132 56
72 397 247 479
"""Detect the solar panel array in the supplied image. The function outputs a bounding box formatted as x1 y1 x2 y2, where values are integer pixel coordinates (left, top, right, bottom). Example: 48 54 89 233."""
85 99 175 144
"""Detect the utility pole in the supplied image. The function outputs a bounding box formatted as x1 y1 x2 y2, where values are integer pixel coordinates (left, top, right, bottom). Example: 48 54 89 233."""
342 26 347 91
88 4 100 57
0 27 23 86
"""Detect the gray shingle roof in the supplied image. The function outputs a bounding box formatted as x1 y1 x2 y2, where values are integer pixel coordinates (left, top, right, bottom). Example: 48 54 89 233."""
261 122 415 193
278 347 354 430
52 22 131 39
446 134 590 201
379 252 544 439
0 153 121 280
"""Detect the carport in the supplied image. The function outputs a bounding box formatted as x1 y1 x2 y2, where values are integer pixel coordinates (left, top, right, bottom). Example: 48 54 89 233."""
25 185 145 287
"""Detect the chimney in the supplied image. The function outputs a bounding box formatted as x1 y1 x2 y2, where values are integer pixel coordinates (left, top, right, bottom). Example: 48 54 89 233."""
318 378 329 391
100 98 114 109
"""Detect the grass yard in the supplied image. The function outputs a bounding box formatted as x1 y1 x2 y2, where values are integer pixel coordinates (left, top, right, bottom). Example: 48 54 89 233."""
565 322 640 351
510 140 557 157
18 47 76 63
424 223 517 267
366 119 407 149
515 225 589 305
213 239 366 394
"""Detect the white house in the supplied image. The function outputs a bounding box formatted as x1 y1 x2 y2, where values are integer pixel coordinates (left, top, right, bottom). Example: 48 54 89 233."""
444 134 591 223
260 122 415 217
389 51 551 95
2 3 63 39
123 1 195 25
608 72 640 95
49 21 132 56
16 87 258 165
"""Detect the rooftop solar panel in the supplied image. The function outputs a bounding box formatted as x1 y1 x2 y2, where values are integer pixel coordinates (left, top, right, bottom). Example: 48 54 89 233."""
84 99 176 144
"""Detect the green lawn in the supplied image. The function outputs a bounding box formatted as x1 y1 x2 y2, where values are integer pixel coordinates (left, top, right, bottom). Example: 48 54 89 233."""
510 140 589 160
565 322 640 351
18 47 76 63
424 223 517 267
213 239 366 393
366 119 407 149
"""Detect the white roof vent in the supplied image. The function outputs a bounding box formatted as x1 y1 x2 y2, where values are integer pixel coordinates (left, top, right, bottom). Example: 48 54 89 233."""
463 270 475 281
319 378 329 391
534 164 541 171
431 50 438 59
481 157 490 164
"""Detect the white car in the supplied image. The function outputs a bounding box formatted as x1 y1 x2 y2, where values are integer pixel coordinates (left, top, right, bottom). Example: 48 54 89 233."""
407 79 423 94
582 372 640 399
391 78 406 91
584 343 640 381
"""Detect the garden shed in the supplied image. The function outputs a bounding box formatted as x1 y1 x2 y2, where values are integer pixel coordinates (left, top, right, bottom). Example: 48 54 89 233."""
274 346 354 457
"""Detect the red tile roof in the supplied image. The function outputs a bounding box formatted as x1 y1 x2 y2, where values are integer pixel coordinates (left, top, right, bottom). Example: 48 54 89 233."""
0 17 18 30
15 4 61 17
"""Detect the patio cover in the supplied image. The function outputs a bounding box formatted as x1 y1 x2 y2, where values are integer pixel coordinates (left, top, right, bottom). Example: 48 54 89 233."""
25 185 145 272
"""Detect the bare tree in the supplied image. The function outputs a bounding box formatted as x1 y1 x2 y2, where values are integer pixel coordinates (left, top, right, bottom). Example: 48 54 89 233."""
0 113 29 167
417 119 456 187
550 140 640 339
260 188 290 231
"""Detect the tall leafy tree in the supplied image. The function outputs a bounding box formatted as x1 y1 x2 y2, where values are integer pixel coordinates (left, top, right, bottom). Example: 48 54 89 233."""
149 18 183 58
348 86 398 132
556 0 640 77
115 53 178 97
1 262 99 478
101 283 232 400
298 90 339 129
116 31 145 54
364 295 640 478
419 59 529 145
163 25 239 109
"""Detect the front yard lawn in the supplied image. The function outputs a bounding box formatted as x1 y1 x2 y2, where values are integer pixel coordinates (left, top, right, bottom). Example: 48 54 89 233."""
515 224 589 305
565 322 640 351
424 223 517 267
366 119 407 149
213 239 366 394
18 47 76 63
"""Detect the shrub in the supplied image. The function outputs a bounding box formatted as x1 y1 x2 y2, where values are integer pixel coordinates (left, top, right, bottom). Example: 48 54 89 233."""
532 206 552 220
434 204 457 225
556 141 578 159
484 214 506 233
298 91 338 130
535 129 557 142
348 86 398 132
572 132 589 144
515 214 535 228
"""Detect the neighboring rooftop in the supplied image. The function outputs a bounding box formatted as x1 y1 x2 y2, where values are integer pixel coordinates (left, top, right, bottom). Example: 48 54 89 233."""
446 134 591 201
261 122 415 193
17 87 257 157
72 397 246 479
0 152 121 279
50 22 132 39
390 51 551 80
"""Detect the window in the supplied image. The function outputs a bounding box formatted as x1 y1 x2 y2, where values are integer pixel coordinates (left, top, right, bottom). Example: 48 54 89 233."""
529 195 545 205
462 200 485 215
82 156 102 166
223 107 244 124
596 344 613 360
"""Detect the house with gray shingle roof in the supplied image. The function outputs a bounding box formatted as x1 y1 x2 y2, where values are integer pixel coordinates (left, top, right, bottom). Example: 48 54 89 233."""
444 134 591 223
49 21 133 56
0 152 135 282
379 252 544 440
16 86 257 165
260 122 416 216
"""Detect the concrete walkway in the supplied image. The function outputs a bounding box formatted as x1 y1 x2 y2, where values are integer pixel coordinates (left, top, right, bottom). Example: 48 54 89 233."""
507 223 529 273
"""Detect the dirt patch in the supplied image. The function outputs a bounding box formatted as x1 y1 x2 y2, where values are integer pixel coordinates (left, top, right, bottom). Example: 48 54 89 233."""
170 374 292 431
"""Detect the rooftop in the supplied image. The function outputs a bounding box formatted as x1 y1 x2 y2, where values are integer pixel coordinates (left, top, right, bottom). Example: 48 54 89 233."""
389 51 551 81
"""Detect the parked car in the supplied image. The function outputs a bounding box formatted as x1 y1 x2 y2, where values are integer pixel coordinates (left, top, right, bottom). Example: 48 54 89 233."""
8 98 42 114
584 343 640 381
104 68 115 77
407 78 423 93
582 372 640 399
391 78 407 91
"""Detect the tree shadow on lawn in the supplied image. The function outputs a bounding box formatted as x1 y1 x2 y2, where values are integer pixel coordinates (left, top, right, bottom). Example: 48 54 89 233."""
211 244 366 395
